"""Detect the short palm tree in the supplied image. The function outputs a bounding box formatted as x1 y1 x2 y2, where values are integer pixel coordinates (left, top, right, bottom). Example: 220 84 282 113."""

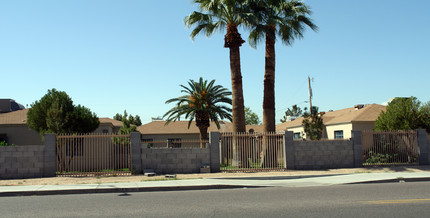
163 77 232 140
185 0 252 133
248 0 318 132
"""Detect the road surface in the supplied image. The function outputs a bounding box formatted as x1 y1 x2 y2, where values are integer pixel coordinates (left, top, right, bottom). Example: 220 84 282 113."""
2 181 430 217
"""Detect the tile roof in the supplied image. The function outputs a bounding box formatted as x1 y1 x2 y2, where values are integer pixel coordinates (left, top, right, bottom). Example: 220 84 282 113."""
246 125 264 133
324 104 386 125
276 104 386 131
0 109 29 125
137 120 233 134
0 109 124 127
137 120 264 134
99 118 123 127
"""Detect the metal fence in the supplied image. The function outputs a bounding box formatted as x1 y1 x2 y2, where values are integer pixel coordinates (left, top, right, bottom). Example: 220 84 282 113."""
142 139 209 148
56 133 131 176
220 132 286 172
362 130 419 166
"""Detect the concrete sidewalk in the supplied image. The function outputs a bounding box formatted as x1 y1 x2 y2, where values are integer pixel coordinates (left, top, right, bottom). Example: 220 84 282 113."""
2 172 430 197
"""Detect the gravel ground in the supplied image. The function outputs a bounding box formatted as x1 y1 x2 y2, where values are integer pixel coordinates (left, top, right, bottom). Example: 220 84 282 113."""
1 166 430 186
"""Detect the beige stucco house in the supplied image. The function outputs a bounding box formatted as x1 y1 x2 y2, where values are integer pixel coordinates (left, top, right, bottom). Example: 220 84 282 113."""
276 104 386 140
0 109 123 145
137 120 262 147
0 109 42 145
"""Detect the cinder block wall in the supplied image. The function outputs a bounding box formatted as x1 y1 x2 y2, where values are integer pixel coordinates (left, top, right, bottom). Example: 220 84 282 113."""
427 134 430 164
293 140 354 170
0 145 45 179
140 147 210 174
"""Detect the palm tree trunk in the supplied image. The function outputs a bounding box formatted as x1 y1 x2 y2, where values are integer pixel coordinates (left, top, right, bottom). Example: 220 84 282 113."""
225 24 246 167
263 33 276 132
261 32 276 168
198 126 209 148
229 46 246 133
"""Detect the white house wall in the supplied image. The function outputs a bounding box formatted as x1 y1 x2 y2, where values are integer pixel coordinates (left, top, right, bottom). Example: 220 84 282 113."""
325 123 353 139
286 126 306 139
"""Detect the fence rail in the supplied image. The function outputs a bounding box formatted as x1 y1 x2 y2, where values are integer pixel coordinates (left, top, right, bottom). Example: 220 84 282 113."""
142 140 209 148
220 132 286 172
56 133 131 176
362 130 419 166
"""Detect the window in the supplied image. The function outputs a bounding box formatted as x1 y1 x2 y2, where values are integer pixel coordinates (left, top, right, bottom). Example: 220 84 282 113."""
334 130 344 139
0 134 7 143
294 132 301 140
142 138 154 148
142 138 153 143
168 138 181 148
102 129 109 134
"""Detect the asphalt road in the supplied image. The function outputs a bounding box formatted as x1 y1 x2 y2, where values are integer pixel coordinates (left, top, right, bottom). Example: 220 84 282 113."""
2 182 430 217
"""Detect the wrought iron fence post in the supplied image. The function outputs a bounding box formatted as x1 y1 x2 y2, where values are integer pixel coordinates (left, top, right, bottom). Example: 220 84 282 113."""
351 131 362 167
417 129 429 165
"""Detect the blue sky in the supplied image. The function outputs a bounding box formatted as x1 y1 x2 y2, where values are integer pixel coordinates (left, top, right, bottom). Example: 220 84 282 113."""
1 0 429 124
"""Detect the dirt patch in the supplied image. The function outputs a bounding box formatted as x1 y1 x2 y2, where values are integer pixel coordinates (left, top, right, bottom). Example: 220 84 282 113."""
1 166 430 186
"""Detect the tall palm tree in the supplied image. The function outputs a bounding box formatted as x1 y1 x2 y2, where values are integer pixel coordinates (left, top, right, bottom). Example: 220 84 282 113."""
163 77 232 140
185 0 252 133
248 0 318 132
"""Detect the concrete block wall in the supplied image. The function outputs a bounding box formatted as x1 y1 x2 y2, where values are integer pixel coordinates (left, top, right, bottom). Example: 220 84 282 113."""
427 133 430 165
140 147 210 174
293 140 354 170
0 145 45 179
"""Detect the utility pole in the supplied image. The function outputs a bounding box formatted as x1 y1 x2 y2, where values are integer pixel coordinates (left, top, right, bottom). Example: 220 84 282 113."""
308 76 313 115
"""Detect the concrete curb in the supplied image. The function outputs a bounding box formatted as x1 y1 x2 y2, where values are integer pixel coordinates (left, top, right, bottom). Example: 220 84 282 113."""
0 185 263 197
346 177 430 184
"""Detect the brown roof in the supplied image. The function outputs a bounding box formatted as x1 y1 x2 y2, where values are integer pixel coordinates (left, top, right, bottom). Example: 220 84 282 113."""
0 109 123 127
137 120 266 134
137 120 233 134
0 109 29 125
99 118 123 127
324 104 386 125
246 125 264 133
276 117 305 131
276 104 386 131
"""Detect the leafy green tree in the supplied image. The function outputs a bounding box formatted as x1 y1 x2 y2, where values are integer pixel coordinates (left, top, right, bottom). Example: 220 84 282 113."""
113 113 122 121
420 101 430 115
375 97 430 133
185 0 251 133
245 107 261 125
27 89 99 135
247 0 318 132
134 115 142 127
115 110 137 134
280 104 303 122
163 77 232 140
113 110 142 126
302 106 323 140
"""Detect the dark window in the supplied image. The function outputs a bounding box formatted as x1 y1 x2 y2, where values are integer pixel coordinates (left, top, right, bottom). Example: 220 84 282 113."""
168 138 181 148
294 132 301 139
102 129 109 134
334 130 344 139
142 138 154 148
0 134 7 143
142 138 153 143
